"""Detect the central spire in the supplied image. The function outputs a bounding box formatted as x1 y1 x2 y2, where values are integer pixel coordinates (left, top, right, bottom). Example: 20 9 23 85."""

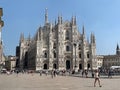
45 8 48 24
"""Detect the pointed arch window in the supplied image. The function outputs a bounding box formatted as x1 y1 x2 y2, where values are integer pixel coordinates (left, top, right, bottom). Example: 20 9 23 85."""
66 45 70 51
53 43 56 49
87 52 89 58
53 51 56 58
79 44 81 50
79 52 81 58
65 30 69 40
44 52 47 58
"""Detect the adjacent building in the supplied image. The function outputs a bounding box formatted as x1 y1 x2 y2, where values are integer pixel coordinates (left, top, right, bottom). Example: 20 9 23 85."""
5 56 16 71
102 44 120 69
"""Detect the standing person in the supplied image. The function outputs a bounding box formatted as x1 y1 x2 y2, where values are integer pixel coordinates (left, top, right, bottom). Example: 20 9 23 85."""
82 70 84 77
108 69 112 78
91 70 94 78
51 69 54 78
45 70 48 76
39 70 42 76
94 70 102 87
85 70 88 78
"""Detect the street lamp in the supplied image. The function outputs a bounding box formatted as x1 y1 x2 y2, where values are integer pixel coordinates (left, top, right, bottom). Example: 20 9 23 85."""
73 43 77 70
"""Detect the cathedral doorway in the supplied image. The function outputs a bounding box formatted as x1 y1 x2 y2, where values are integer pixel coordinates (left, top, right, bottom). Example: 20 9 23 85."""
66 60 70 70
53 63 57 69
43 64 48 69
79 64 82 70
87 63 90 69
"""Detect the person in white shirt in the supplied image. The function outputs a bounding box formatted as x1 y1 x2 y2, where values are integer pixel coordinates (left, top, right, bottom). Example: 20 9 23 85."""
94 69 102 87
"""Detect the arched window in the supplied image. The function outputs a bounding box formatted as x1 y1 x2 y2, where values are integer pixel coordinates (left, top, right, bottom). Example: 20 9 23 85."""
53 43 56 49
79 44 81 50
87 52 89 58
44 52 47 58
79 53 81 58
53 51 56 58
65 30 69 40
66 46 70 51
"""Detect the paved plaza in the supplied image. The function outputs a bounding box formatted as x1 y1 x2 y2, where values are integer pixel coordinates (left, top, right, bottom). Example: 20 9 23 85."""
0 73 120 90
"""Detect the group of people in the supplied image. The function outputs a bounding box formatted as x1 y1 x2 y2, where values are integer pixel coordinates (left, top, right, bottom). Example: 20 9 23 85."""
39 69 58 78
2 68 102 87
39 69 102 87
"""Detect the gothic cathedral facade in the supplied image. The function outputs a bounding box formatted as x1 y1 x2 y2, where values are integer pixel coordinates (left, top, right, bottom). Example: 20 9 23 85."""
17 9 97 71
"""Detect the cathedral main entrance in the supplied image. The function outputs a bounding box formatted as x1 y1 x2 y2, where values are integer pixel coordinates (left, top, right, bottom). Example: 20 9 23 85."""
87 63 90 70
43 64 48 69
79 64 82 70
66 60 70 70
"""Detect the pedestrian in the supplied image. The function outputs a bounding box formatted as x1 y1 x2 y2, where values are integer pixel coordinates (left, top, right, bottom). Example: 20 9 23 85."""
16 70 19 76
108 69 112 78
82 70 84 77
94 69 102 87
53 69 56 77
39 70 42 76
85 70 88 78
51 69 54 78
91 71 94 78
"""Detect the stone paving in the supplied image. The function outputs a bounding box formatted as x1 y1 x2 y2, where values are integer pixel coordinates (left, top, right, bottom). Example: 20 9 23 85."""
0 73 120 90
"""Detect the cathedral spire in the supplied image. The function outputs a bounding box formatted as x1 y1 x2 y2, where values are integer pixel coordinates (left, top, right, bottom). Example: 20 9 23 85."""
61 15 63 24
82 25 85 35
74 16 76 25
37 30 40 41
91 33 93 43
71 15 76 26
20 33 24 42
58 14 62 24
116 44 119 50
91 33 96 44
71 16 74 25
93 34 95 44
45 8 48 24
116 44 120 55
82 25 86 39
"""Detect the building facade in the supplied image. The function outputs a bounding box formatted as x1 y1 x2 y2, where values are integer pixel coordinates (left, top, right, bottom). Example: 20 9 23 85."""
96 55 104 69
102 44 120 69
5 56 16 71
0 8 5 68
16 9 97 71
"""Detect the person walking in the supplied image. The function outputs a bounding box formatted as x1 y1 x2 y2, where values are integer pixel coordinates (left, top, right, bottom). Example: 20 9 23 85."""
94 69 102 87
51 69 54 78
108 69 112 78
39 70 42 76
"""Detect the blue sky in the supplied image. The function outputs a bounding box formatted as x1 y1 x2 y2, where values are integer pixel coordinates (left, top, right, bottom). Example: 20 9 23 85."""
0 0 120 55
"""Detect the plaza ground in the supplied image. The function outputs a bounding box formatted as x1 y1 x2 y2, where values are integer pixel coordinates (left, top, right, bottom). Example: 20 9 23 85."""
0 73 120 90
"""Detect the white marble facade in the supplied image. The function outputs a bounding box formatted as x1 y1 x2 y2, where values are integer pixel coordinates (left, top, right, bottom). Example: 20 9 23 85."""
18 9 97 71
